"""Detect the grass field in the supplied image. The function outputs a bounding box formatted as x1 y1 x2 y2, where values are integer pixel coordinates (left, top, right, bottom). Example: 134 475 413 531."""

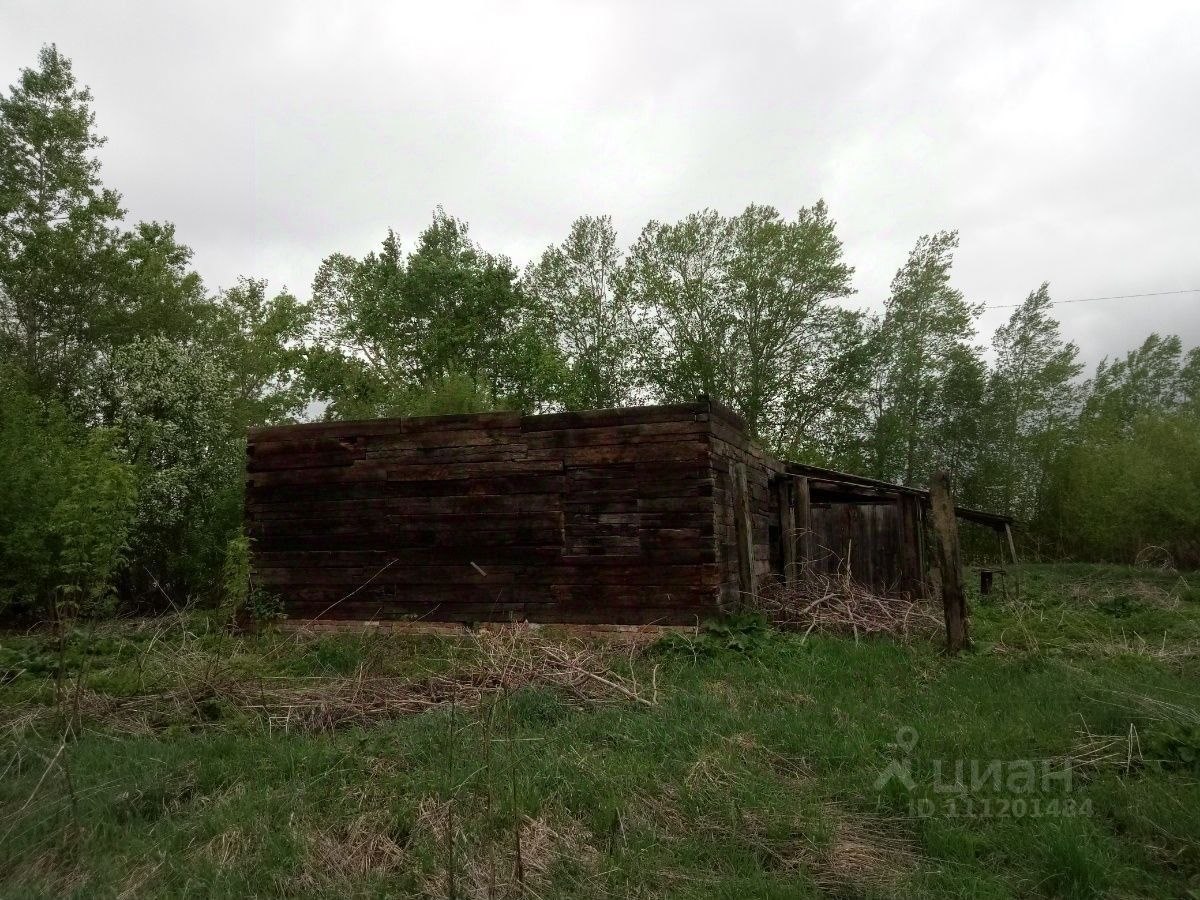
2 563 1199 898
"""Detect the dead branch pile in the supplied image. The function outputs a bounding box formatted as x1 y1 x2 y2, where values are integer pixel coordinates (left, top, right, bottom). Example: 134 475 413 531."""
750 573 941 641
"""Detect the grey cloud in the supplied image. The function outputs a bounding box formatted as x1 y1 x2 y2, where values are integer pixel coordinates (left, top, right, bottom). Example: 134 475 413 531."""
2 0 1197 366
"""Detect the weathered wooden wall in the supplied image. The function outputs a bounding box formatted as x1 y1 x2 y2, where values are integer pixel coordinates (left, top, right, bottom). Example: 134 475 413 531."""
245 404 722 625
807 502 904 592
708 407 777 607
706 405 929 600
247 400 940 626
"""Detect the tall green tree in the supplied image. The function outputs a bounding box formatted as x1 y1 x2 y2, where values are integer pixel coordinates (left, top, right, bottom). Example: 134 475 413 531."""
1079 333 1191 435
621 208 734 407
866 231 982 484
979 284 1082 518
201 278 311 430
0 45 122 398
0 46 205 404
306 211 557 418
1036 333 1199 563
623 202 858 450
524 215 642 409
1181 346 1200 416
929 347 989 497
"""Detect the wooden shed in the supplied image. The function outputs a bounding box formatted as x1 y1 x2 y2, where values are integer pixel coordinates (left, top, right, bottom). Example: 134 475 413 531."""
245 400 1010 626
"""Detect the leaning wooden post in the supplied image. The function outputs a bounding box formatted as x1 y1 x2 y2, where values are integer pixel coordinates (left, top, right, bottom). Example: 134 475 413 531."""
929 470 970 654
730 461 757 600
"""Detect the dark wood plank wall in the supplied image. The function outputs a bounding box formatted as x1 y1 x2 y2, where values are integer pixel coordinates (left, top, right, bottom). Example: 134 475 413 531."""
245 404 722 625
707 407 778 608
807 502 902 591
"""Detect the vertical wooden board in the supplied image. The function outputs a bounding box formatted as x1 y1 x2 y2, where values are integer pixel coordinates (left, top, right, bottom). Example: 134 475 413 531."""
795 475 812 575
897 494 924 598
730 460 757 600
777 478 797 586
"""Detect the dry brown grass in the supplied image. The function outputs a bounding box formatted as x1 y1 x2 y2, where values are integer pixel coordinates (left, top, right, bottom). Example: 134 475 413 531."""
1068 634 1200 664
1065 578 1180 611
4 625 658 738
294 813 408 890
2 840 91 897
813 809 916 893
1064 724 1145 776
197 827 252 868
413 797 600 900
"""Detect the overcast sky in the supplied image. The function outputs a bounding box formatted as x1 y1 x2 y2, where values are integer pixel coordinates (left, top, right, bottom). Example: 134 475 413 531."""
4 0 1198 366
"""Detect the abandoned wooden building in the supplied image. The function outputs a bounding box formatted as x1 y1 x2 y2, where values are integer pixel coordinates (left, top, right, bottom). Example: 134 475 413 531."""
244 400 1011 626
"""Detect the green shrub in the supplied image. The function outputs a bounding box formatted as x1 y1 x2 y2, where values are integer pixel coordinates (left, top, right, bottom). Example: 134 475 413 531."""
220 533 252 623
245 587 284 625
654 613 773 657
0 373 136 619
1144 723 1200 774
91 337 245 602
1040 412 1200 566
220 533 283 625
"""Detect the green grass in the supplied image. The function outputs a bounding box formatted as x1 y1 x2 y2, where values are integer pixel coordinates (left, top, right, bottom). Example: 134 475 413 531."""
2 563 1200 898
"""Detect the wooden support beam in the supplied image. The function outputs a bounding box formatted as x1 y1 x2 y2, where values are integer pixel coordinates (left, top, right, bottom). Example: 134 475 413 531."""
777 477 797 587
730 461 757 600
1004 523 1019 566
795 475 812 575
929 470 970 655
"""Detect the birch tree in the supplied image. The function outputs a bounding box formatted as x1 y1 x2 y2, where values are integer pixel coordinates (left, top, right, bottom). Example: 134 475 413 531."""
866 231 982 484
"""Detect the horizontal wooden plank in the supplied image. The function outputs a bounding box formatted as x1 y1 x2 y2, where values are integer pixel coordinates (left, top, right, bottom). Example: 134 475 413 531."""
275 583 717 608
252 549 566 568
525 420 706 449
253 562 714 587
363 445 531 464
248 451 361 472
248 411 522 443
247 518 562 537
563 442 708 467
280 598 718 625
520 403 708 432
247 499 564 521
248 459 564 489
249 437 364 458
359 429 519 451
248 490 563 512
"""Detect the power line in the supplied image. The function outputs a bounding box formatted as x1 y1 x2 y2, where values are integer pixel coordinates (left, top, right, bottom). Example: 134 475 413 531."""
983 288 1200 310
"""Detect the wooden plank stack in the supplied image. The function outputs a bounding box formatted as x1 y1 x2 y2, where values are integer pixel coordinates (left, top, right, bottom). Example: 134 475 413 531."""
246 400 995 626
245 403 722 625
